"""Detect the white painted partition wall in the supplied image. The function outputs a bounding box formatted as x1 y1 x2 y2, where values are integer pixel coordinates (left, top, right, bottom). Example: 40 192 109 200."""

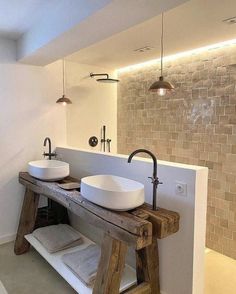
56 146 208 294
0 37 67 245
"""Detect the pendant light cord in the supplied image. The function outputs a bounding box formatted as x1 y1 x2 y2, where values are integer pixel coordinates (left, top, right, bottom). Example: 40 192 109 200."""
160 13 164 77
63 59 65 95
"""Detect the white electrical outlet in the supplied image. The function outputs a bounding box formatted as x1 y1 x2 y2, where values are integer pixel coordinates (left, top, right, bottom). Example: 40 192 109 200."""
175 181 187 196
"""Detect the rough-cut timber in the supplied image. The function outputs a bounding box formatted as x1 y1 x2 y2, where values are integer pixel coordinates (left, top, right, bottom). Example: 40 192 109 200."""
131 204 180 239
94 234 127 294
14 188 39 255
136 238 160 294
123 282 151 294
16 172 180 293
18 172 152 249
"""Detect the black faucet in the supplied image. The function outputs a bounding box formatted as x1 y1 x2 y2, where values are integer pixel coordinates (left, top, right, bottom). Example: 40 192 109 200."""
127 149 162 211
43 137 56 160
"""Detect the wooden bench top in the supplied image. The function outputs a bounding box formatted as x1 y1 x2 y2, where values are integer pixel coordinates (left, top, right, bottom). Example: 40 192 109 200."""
19 172 180 250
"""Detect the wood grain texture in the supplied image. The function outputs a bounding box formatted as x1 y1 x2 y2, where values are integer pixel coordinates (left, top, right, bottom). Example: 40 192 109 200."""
19 173 151 240
14 188 39 255
93 234 127 294
122 282 151 294
19 172 179 241
132 204 180 239
17 172 180 293
68 199 150 249
136 238 160 294
19 172 152 249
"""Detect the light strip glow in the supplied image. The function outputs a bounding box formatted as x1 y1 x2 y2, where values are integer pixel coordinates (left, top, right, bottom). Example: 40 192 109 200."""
117 38 236 73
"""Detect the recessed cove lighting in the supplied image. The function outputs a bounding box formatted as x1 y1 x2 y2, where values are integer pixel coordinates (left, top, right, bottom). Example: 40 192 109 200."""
118 38 236 73
223 16 236 25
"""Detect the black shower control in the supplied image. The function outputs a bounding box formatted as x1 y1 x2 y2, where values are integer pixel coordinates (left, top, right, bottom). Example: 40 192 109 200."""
89 136 98 147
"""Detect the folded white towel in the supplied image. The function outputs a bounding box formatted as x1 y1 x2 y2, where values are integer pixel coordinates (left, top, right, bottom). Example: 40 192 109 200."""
62 244 101 287
32 224 82 253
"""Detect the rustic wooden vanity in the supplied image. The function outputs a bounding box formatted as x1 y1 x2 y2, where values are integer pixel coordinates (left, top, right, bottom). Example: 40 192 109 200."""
15 172 180 294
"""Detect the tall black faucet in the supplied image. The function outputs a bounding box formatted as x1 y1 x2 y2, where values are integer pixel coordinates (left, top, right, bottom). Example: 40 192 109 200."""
127 149 162 211
43 137 56 160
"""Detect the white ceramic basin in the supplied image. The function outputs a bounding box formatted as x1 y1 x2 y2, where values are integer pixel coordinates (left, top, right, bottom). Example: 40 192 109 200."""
81 175 144 211
28 160 70 181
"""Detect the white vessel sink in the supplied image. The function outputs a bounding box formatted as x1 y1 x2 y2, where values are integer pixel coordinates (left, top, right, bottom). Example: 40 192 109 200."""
81 175 144 211
28 160 69 181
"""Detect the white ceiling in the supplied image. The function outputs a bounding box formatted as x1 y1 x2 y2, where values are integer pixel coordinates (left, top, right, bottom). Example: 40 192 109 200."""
67 0 236 70
1 0 234 67
0 0 188 65
17 0 186 65
0 0 48 39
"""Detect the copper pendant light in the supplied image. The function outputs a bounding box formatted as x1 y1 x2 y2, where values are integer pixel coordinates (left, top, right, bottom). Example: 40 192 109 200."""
56 59 72 105
149 13 174 96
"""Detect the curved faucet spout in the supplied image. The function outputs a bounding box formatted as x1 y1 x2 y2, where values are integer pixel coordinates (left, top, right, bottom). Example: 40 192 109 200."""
128 149 157 178
43 137 56 160
43 137 51 153
127 149 162 210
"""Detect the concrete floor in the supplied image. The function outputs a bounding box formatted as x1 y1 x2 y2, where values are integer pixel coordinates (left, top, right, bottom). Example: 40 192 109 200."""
0 242 236 294
0 242 75 294
205 248 236 294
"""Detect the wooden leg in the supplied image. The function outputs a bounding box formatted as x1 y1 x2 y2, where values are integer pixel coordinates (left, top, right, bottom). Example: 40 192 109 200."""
14 188 39 255
135 238 160 294
122 282 151 294
93 234 127 294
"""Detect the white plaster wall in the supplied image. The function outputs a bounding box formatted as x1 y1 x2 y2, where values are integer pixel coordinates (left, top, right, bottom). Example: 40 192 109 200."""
0 37 16 62
56 147 208 294
0 39 67 244
66 61 117 153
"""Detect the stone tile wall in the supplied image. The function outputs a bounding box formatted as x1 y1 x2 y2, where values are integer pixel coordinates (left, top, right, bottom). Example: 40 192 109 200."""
117 44 236 259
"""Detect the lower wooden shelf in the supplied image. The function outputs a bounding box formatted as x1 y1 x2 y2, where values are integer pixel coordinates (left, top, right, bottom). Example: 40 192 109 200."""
25 233 137 294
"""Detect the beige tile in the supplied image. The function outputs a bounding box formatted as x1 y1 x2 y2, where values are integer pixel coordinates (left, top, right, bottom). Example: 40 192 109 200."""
118 43 236 259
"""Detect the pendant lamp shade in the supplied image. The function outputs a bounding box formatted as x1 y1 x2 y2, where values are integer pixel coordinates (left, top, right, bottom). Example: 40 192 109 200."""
149 13 174 96
56 59 72 105
149 76 174 96
56 94 72 105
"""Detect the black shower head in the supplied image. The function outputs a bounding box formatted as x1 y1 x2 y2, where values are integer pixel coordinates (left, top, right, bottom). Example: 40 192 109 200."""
90 72 119 83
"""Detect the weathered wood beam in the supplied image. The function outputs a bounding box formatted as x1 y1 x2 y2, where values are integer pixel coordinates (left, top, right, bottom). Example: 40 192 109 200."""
14 188 39 255
132 204 180 239
19 172 152 249
68 199 150 249
136 238 160 294
122 282 151 294
93 234 127 294
17 172 180 294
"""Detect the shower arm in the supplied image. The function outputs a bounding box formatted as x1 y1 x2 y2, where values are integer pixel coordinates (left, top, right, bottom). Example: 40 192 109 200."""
90 73 109 79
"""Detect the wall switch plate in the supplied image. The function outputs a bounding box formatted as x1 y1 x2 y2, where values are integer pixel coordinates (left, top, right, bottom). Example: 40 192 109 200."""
175 181 187 196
